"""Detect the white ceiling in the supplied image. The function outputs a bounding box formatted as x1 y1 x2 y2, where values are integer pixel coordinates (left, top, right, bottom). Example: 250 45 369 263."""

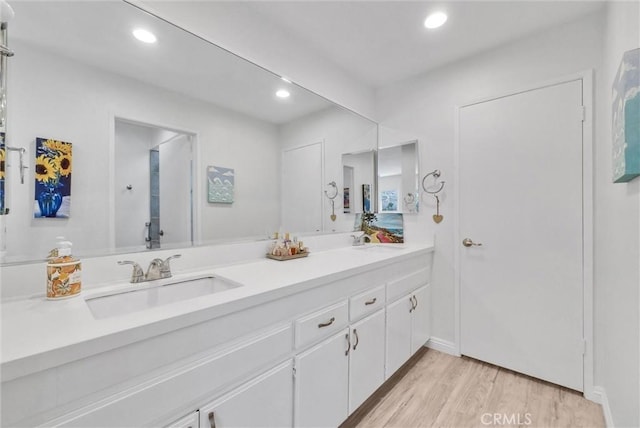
248 0 606 88
8 0 606 123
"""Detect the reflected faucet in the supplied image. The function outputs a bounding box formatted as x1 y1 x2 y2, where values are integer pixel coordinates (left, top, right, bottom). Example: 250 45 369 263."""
350 233 371 246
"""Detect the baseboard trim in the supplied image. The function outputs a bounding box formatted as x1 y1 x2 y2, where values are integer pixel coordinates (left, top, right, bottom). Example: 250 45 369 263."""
592 386 614 428
425 337 459 356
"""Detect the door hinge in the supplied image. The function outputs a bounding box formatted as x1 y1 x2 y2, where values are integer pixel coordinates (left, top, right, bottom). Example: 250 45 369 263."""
292 366 297 378
579 106 586 122
582 339 587 355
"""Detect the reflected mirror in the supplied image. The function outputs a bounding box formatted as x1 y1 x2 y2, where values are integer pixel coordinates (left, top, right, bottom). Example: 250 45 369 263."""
342 150 376 219
377 141 419 213
0 1 377 263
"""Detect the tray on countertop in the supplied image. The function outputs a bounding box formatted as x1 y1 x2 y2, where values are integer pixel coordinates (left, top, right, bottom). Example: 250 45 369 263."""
266 252 310 261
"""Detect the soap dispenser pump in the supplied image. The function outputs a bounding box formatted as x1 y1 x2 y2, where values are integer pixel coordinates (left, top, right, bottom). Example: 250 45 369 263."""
46 236 82 299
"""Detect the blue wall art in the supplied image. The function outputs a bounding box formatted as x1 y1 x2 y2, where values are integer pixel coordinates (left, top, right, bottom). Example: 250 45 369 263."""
207 165 234 203
612 47 640 183
34 137 72 218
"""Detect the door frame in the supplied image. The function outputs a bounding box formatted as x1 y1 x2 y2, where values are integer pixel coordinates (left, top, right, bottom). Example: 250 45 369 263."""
453 70 594 399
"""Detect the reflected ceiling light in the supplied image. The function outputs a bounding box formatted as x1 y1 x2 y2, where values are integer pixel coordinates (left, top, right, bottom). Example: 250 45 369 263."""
281 77 292 83
276 89 290 98
424 12 447 29
132 28 157 44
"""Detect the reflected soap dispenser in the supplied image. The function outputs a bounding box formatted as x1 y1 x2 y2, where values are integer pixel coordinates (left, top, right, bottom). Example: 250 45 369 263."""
46 237 82 299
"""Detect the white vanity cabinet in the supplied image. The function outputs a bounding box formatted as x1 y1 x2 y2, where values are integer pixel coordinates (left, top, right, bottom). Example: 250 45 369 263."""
199 360 294 428
348 309 386 412
386 283 431 378
294 328 350 427
2 245 434 428
293 309 387 426
294 284 387 425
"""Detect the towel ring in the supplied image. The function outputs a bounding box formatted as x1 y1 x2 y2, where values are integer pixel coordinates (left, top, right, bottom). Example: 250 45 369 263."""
324 181 338 200
422 170 445 194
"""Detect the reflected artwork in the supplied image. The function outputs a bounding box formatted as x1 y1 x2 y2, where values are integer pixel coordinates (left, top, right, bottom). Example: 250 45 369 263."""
34 137 72 218
207 166 235 203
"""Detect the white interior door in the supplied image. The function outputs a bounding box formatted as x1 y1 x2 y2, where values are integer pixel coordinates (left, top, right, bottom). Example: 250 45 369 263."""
282 143 323 233
459 79 584 391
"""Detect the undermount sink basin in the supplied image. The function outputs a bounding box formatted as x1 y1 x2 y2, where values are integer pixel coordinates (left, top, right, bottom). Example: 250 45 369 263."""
85 275 241 319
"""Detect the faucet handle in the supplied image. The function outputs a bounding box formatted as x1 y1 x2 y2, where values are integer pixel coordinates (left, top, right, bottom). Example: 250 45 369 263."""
164 254 182 263
160 254 182 277
118 260 144 283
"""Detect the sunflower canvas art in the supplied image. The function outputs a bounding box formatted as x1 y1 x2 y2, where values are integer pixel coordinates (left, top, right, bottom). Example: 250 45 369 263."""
34 137 72 218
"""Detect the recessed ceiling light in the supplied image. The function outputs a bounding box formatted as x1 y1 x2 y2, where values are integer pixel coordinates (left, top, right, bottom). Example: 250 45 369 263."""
132 28 157 44
424 12 447 29
276 89 290 98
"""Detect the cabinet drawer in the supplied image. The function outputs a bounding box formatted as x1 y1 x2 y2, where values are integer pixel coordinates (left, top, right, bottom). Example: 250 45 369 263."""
295 301 349 349
386 268 430 302
349 285 385 321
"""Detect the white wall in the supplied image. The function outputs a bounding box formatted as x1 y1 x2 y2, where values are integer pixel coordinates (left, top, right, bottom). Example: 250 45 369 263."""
138 1 376 120
595 2 640 426
114 121 153 249
3 41 280 260
159 134 193 248
279 106 377 233
375 11 604 353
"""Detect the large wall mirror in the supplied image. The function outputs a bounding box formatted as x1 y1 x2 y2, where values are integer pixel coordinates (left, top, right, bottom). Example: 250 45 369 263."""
0 1 377 263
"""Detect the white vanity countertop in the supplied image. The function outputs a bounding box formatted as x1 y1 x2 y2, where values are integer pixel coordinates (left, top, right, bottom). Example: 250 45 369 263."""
1 244 433 381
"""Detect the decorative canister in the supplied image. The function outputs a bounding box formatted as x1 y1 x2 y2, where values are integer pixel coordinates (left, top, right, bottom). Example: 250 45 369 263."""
46 238 82 299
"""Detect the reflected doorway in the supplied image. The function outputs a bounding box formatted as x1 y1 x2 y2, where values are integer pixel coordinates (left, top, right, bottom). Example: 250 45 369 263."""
114 118 194 251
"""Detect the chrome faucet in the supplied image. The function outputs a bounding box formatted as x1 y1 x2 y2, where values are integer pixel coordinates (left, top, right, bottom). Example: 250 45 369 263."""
118 254 182 283
350 233 371 246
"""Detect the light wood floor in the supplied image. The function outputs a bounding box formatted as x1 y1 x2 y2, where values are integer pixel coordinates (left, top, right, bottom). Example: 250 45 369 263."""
342 348 604 428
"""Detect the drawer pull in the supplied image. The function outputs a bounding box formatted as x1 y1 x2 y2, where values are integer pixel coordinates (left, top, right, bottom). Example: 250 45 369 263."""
208 411 216 428
364 297 377 306
345 333 351 356
353 328 359 350
318 317 335 328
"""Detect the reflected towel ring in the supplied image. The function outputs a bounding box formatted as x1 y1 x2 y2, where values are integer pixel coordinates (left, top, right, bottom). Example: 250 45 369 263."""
422 170 445 194
324 181 338 200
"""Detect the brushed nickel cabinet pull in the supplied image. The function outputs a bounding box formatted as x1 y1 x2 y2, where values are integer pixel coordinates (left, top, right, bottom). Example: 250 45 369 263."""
353 328 359 350
365 297 377 305
413 295 419 311
318 317 335 328
345 333 351 356
409 296 415 313
208 411 216 428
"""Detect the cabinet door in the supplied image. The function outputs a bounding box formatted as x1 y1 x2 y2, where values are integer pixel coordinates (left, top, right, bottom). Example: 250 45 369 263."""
294 328 350 428
385 295 413 379
410 285 431 355
349 309 385 413
166 411 199 428
199 360 293 428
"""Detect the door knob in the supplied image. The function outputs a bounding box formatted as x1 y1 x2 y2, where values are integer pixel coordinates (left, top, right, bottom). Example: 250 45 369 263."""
462 238 482 247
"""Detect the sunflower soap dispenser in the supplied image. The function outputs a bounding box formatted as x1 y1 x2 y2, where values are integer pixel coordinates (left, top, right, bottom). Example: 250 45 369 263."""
46 237 82 299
